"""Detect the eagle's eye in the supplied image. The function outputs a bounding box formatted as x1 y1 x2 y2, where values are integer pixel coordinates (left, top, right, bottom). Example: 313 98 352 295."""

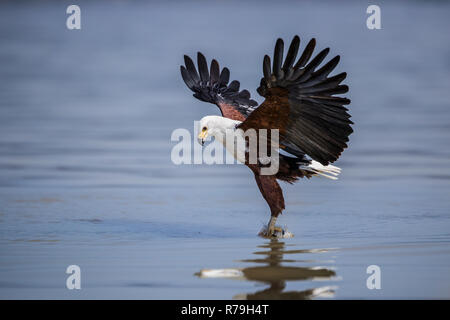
202 126 207 132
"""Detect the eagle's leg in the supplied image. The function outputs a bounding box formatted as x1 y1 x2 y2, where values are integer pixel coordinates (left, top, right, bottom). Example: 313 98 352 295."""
252 173 292 238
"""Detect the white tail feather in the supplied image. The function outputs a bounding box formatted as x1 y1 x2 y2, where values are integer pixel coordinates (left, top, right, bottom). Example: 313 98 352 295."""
300 160 341 180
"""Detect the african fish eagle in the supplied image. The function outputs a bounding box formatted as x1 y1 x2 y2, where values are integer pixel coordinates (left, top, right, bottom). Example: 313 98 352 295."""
180 35 353 238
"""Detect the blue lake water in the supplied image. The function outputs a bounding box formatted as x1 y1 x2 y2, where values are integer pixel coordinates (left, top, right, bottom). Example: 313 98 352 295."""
0 0 450 299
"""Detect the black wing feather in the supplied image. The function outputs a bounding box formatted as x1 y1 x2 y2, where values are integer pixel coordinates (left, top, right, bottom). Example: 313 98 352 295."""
180 66 196 90
197 52 209 83
254 35 353 165
181 52 258 117
294 38 316 69
210 59 220 85
219 67 230 86
282 35 300 73
263 55 272 84
273 39 284 79
184 55 199 82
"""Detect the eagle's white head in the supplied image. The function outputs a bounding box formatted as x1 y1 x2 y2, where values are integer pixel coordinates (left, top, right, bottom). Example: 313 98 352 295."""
197 115 241 145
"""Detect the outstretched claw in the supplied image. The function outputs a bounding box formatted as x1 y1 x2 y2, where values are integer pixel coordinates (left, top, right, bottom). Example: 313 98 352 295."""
258 216 294 239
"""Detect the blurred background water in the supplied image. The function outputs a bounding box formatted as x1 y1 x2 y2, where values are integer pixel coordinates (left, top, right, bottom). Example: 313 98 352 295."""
0 0 450 299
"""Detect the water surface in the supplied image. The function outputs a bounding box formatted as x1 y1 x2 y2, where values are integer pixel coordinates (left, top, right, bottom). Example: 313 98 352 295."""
0 0 450 299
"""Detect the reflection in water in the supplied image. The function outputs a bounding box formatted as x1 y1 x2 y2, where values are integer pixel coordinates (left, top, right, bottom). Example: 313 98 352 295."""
196 240 338 300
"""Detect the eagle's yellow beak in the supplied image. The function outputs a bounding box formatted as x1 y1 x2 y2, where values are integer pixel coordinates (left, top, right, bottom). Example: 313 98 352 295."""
198 128 208 146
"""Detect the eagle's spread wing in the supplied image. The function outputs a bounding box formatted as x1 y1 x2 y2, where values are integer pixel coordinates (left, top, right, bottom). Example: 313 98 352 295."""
181 53 258 120
238 36 353 165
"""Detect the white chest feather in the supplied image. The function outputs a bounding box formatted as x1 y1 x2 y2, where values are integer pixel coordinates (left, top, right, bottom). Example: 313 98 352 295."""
214 128 247 164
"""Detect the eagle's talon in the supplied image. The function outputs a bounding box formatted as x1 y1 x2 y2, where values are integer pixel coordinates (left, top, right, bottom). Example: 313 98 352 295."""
259 219 293 239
